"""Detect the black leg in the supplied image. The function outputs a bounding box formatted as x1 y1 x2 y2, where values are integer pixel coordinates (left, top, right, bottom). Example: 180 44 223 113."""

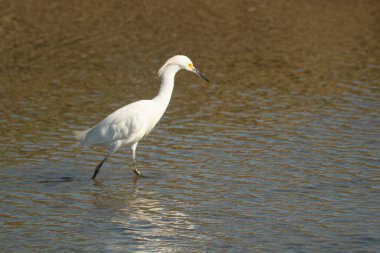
92 157 108 179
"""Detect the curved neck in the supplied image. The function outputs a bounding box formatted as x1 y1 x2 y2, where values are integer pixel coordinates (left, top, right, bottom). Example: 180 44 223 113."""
153 65 181 107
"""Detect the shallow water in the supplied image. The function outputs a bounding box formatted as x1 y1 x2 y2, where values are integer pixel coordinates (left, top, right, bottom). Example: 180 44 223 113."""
1 0 380 252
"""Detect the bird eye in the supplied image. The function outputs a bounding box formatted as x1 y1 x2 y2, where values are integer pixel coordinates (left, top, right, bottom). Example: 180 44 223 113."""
188 63 193 68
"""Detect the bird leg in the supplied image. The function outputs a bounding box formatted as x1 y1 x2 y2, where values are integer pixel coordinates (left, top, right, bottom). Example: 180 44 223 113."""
92 156 108 179
131 142 141 176
132 162 141 176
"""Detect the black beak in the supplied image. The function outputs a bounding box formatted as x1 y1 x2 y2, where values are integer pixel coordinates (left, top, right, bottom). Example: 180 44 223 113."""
194 68 210 82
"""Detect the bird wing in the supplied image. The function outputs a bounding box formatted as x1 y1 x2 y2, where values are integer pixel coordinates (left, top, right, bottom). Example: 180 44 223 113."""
81 100 153 146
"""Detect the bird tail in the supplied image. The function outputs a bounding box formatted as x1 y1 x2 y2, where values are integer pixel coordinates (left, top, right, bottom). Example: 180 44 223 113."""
73 129 91 146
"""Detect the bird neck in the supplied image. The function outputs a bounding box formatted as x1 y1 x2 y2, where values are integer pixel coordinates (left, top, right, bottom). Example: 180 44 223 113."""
153 64 181 107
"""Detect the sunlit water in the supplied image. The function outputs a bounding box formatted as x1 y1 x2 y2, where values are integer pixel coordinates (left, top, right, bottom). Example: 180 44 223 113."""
1 1 380 252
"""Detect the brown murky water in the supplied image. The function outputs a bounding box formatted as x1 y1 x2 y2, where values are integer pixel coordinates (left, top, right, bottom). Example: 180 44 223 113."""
1 0 380 252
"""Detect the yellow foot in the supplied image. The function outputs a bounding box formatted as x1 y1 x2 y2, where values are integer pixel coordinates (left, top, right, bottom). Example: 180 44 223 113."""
132 168 141 176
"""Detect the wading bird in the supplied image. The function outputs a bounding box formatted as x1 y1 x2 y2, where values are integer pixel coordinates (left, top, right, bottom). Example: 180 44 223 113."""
74 55 209 179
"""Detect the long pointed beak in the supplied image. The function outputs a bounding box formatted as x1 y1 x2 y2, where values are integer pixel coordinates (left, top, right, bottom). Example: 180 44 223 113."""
193 68 210 82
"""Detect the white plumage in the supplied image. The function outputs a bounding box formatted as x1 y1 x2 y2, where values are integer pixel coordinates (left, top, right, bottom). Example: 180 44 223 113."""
74 55 209 179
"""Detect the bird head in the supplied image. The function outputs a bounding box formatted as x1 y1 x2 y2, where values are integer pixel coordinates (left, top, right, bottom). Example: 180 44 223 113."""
158 55 209 82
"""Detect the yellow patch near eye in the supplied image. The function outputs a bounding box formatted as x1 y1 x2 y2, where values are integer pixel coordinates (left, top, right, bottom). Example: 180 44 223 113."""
188 63 193 68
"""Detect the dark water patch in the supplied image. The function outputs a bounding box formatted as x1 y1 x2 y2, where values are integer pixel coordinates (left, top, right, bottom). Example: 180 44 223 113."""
37 176 76 183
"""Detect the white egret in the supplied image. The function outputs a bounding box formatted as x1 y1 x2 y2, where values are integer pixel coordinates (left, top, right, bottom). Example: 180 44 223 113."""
74 55 209 179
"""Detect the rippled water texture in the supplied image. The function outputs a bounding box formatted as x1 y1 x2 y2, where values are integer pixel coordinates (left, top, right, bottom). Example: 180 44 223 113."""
1 0 380 252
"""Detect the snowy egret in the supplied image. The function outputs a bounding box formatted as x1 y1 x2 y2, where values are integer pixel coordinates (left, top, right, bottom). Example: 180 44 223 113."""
74 55 209 179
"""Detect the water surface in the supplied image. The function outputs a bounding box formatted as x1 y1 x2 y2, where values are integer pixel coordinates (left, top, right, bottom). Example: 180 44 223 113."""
1 0 380 252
